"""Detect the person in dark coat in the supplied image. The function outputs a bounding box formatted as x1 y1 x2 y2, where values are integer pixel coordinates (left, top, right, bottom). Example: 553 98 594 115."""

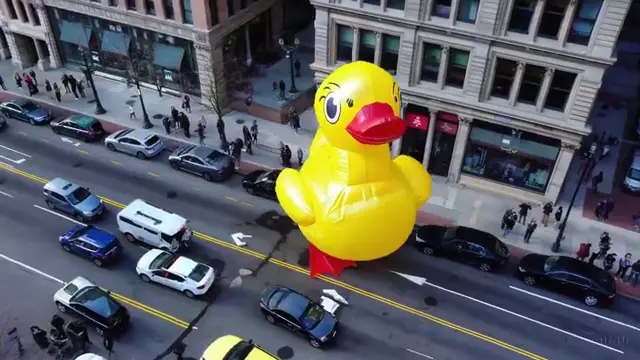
523 219 537 243
14 72 22 88
216 118 226 141
170 106 180 131
603 198 615 221
155 75 163 97
250 120 258 143
242 125 252 155
197 122 205 145
53 82 62 103
179 112 190 138
541 202 553 227
61 73 70 93
518 202 531 225
283 145 292 168
594 200 605 220
290 111 301 134
503 212 516 237
162 116 171 135
30 326 49 349
68 75 79 99
232 138 243 168
0 74 6 90
278 80 286 99
554 206 563 227
44 79 52 98
29 69 37 85
221 137 230 154
51 314 65 335
501 209 513 230
591 171 603 193
77 80 86 98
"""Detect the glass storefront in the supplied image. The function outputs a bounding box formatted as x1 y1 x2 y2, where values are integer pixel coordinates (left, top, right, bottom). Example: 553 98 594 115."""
428 112 458 176
462 120 560 193
400 104 429 162
48 8 200 95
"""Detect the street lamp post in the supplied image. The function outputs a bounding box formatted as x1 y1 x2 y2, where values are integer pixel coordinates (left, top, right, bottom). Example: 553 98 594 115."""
278 37 300 94
135 78 153 129
80 48 106 115
551 142 598 253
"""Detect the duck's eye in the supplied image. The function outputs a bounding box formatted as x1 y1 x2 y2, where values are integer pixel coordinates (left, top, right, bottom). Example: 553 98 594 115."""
324 93 341 124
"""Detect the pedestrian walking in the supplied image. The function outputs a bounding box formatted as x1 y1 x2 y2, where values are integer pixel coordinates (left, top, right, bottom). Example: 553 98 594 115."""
44 79 52 98
501 209 513 230
576 243 591 262
14 72 22 88
129 105 136 119
50 315 65 335
198 116 207 131
53 82 61 103
628 260 640 286
283 145 292 168
232 138 243 168
541 202 553 227
554 206 563 227
290 110 300 134
297 148 304 167
0 74 6 90
180 112 191 138
591 171 603 193
5 327 25 357
278 80 286 100
182 94 191 113
216 118 226 141
522 219 537 243
77 80 86 98
603 198 615 221
518 202 531 225
294 59 301 77
155 74 163 97
243 125 252 155
272 81 279 100
594 200 605 220
68 75 79 99
30 326 49 350
28 68 37 85
162 116 171 135
616 253 632 279
171 106 180 131
503 212 516 237
61 73 70 93
250 120 258 143
197 122 205 145
245 94 253 113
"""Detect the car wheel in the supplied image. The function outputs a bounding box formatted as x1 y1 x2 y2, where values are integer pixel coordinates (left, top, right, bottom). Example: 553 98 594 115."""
422 247 435 256
170 161 180 170
136 152 146 160
203 172 213 182
184 290 195 298
140 274 151 283
309 338 322 348
75 213 85 222
62 244 71 252
55 302 67 313
107 143 116 151
584 295 598 307
265 314 276 324
479 262 492 272
83 135 91 143
52 126 61 134
94 258 103 267
125 233 136 243
46 200 55 209
246 187 254 195
95 327 104 336
523 276 536 286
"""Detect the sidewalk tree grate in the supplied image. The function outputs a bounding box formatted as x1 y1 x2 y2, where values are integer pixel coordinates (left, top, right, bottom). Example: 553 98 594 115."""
72 162 83 168
276 346 294 359
87 99 96 104
130 94 138 98
167 191 177 199
152 114 164 120
125 100 136 106
235 119 245 124
424 296 438 306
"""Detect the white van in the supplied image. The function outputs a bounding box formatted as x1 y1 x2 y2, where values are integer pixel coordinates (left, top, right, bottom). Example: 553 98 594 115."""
116 199 192 252
623 151 640 193
75 355 106 360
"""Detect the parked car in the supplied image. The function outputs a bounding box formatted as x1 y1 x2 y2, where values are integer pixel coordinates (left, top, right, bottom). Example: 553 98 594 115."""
43 178 105 222
136 249 215 298
414 225 510 272
0 112 7 130
516 254 616 307
260 285 338 348
59 224 121 266
200 335 279 360
53 276 130 335
168 145 235 182
51 114 104 142
104 129 164 159
0 99 52 125
242 170 281 200
622 150 640 194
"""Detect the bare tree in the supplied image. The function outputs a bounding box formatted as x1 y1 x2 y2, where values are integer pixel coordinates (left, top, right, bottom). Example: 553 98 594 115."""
199 49 245 122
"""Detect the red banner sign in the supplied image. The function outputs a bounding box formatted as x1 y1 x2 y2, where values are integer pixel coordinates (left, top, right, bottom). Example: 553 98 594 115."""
436 120 458 135
405 113 429 131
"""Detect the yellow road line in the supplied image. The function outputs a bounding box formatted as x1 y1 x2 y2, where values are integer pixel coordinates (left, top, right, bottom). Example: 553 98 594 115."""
97 288 189 328
0 163 546 359
241 202 253 207
76 149 89 155
148 172 160 177
111 160 122 166
18 132 27 136
192 187 200 191
225 196 237 201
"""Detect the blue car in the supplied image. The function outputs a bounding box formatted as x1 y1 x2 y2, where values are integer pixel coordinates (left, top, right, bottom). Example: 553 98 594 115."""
0 99 52 125
59 225 122 267
43 178 105 221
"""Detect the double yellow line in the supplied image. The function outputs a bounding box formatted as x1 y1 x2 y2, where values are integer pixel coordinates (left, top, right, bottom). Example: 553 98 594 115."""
0 162 546 359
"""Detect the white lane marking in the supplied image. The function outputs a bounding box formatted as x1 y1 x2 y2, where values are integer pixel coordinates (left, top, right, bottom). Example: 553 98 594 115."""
424 281 624 354
0 252 64 284
406 348 434 359
33 204 85 226
0 190 13 198
0 160 15 168
509 285 640 333
0 144 32 157
0 155 25 164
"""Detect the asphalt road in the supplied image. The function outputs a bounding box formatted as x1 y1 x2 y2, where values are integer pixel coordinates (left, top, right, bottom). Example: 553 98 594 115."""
1 110 640 359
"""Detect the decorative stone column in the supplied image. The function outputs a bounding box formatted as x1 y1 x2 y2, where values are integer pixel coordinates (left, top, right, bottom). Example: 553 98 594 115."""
12 0 27 22
422 110 438 169
35 3 61 68
509 61 526 106
373 31 382 65
173 0 184 23
24 2 37 26
447 116 473 182
437 46 449 87
558 0 579 45
0 30 11 60
546 142 578 203
351 27 359 62
5 30 25 69
35 40 50 70
536 68 554 111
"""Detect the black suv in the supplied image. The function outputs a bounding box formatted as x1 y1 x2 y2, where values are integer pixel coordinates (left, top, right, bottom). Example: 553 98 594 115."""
414 225 510 272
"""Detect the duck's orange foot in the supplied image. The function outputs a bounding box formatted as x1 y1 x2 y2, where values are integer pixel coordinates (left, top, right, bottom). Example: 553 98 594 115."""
309 243 356 278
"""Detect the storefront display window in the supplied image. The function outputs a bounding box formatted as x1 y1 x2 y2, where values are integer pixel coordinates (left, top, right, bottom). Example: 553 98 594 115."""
400 106 429 162
462 120 560 192
428 112 458 176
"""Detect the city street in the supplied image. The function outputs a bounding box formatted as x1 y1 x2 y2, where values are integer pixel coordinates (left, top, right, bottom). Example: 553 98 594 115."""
1 111 640 359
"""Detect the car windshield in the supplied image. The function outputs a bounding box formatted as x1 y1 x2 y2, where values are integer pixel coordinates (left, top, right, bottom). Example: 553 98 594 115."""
188 264 210 282
203 150 224 166
144 135 160 147
67 187 92 205
21 102 39 112
224 341 254 359
544 256 560 272
74 288 120 318
149 252 175 270
301 304 325 329
628 168 640 181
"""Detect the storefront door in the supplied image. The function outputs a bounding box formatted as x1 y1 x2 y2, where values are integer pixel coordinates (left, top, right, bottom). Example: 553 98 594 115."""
400 112 429 162
428 112 459 176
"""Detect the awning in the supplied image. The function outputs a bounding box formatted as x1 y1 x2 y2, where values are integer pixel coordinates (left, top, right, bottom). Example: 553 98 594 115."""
100 30 131 56
60 21 92 47
153 43 185 70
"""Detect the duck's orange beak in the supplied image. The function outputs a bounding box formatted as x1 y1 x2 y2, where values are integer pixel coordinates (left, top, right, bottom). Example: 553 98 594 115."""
346 102 406 145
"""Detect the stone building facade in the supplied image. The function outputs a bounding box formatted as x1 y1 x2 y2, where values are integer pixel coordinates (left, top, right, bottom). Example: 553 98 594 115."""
310 0 631 203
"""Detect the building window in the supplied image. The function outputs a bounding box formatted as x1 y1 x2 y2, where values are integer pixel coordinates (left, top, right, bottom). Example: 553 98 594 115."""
432 0 452 19
420 43 441 83
164 0 174 19
336 25 354 62
363 0 381 5
209 0 218 25
28 4 40 25
568 0 602 45
491 58 518 99
126 0 136 10
445 49 469 88
240 0 247 9
358 30 376 63
517 65 545 105
544 70 576 111
381 35 400 74
182 0 193 24
5 0 17 19
457 0 479 24
145 0 156 15
538 0 570 39
508 0 536 33
227 0 234 16
387 0 405 10
108 0 118 6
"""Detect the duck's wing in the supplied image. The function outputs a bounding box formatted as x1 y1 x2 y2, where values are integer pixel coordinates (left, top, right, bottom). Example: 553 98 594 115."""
275 168 316 226
309 129 331 154
393 155 432 206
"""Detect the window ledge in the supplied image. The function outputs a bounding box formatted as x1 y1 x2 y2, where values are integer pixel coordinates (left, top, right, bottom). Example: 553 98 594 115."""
486 97 511 107
413 81 443 92
513 102 539 114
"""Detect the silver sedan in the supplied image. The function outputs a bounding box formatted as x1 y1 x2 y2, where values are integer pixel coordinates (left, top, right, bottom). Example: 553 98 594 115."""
168 145 235 182
104 129 164 159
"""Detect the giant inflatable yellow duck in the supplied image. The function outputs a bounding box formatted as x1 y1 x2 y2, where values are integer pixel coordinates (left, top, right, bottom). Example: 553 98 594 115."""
275 61 432 277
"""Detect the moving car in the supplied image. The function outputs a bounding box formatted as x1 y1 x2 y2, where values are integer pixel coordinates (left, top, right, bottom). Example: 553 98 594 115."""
516 254 616 307
51 115 105 142
59 225 121 266
260 285 338 348
242 170 281 200
200 335 279 360
622 150 640 194
136 249 215 298
168 145 235 182
116 199 192 252
43 178 105 222
53 276 130 335
415 225 510 272
104 129 164 159
0 99 52 125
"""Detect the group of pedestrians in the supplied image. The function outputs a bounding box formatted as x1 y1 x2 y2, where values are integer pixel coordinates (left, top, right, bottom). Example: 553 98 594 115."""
594 198 616 221
2 70 88 104
501 202 562 242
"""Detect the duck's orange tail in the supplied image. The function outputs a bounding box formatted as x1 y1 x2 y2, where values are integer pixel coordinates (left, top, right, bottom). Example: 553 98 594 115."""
309 243 356 278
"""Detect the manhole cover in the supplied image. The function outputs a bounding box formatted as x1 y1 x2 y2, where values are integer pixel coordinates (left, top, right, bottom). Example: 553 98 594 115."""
152 114 165 120
167 191 177 199
87 99 96 104
276 346 294 359
235 119 245 124
424 296 438 306
72 162 83 168
130 94 139 98
125 100 136 106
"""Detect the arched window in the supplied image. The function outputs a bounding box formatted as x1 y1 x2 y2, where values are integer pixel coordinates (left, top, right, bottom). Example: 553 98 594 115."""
4 0 18 19
28 4 40 25
16 1 28 22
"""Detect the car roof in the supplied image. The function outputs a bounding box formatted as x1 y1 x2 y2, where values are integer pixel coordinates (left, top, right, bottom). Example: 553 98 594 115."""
118 199 186 235
200 335 278 360
557 256 611 281
68 115 97 128
192 146 213 158
81 226 116 248
124 129 156 142
453 226 498 246
44 178 79 196
68 276 95 292
167 256 198 277
275 287 310 319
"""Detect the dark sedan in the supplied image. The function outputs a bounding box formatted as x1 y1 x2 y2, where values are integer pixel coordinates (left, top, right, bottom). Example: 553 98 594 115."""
0 99 52 125
260 285 338 348
169 145 235 182
242 170 281 200
51 115 105 141
516 254 616 307
414 225 510 272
